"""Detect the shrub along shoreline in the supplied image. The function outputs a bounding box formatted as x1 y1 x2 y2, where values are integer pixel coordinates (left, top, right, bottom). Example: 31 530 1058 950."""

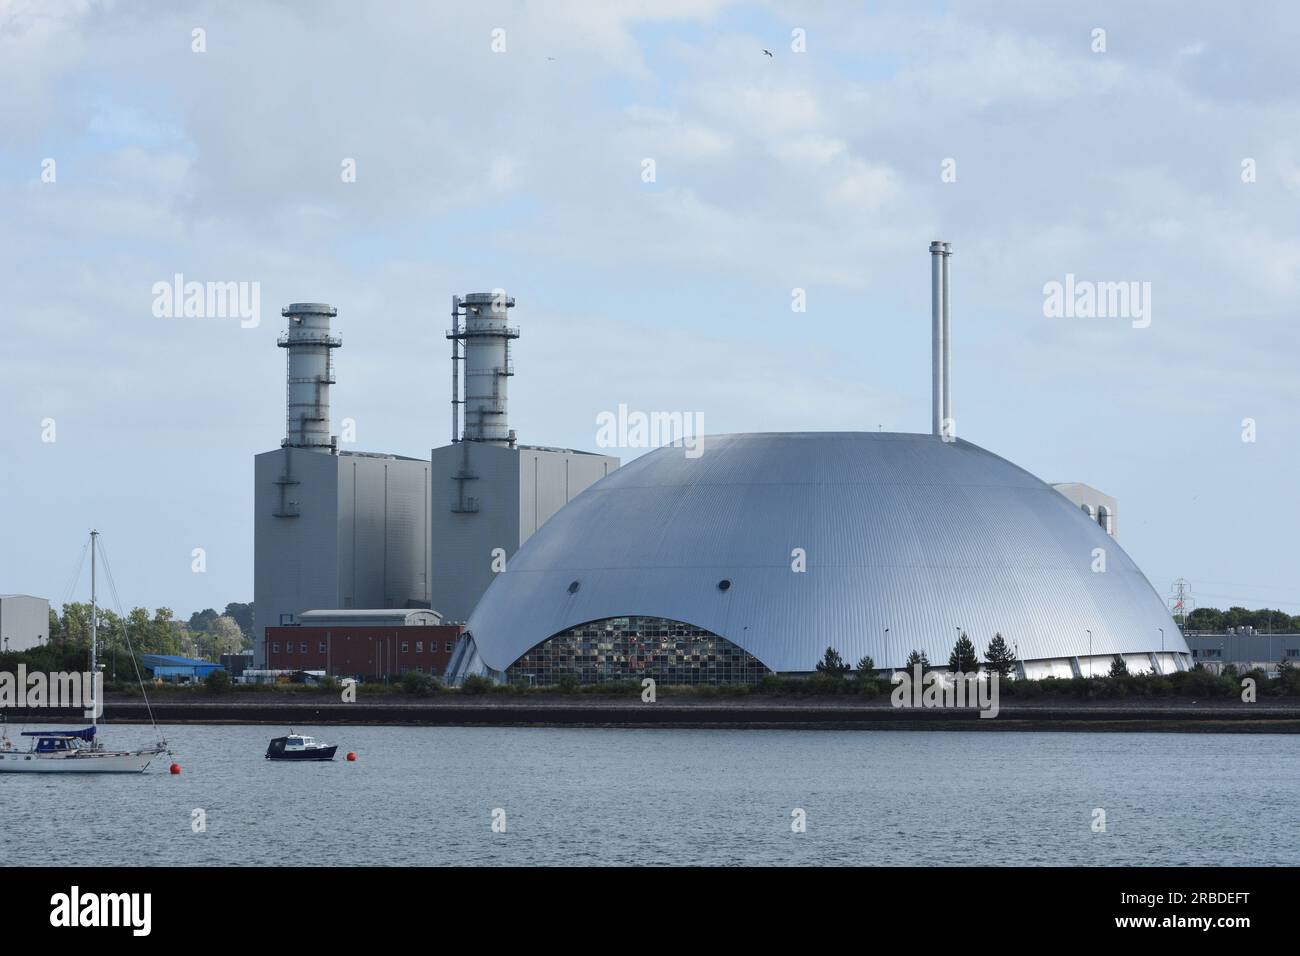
65 663 1300 702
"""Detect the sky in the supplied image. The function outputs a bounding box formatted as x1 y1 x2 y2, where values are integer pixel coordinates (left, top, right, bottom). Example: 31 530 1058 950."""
1 0 1298 621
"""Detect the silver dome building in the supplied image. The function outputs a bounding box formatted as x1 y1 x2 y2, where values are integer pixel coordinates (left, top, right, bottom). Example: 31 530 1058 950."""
446 243 1189 684
449 432 1188 684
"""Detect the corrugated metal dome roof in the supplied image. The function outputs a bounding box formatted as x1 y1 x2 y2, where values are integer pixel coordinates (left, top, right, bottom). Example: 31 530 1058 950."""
464 432 1186 672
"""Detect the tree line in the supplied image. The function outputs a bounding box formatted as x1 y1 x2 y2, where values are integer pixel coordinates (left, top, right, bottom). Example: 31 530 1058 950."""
816 631 1020 677
1184 606 1300 633
43 601 254 662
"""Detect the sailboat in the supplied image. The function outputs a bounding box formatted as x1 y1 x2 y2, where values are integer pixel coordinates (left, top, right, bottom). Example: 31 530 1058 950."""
0 530 169 773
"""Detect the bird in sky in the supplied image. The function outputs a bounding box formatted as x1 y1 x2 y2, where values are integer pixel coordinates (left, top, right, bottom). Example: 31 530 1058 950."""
762 49 774 57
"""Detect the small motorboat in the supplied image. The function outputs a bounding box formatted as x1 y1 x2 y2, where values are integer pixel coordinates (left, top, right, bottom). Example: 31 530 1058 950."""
265 732 338 761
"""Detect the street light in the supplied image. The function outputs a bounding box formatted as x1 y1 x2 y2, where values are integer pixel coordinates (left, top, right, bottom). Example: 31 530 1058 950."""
1086 629 1093 677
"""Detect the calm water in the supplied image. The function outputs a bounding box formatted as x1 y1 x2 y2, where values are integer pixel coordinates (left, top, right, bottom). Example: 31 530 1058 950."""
2 724 1297 866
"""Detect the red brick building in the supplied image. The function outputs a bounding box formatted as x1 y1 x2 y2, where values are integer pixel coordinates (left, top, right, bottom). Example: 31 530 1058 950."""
265 624 463 679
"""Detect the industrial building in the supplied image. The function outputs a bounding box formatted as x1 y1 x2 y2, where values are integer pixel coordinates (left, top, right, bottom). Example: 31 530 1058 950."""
429 294 617 621
0 595 50 653
265 608 462 680
1184 630 1300 674
253 295 616 667
449 242 1192 685
140 654 225 683
1051 482 1118 537
253 304 431 666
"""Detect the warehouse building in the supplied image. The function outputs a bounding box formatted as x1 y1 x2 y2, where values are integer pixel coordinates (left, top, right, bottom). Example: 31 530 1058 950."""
140 654 225 683
448 243 1190 685
1184 631 1300 674
0 594 49 652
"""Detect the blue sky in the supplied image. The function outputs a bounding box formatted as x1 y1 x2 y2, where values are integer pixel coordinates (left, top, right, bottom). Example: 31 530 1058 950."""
1 0 1298 620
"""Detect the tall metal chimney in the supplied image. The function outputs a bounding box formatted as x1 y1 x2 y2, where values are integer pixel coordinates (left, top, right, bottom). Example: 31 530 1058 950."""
449 294 462 445
929 241 946 436
278 302 340 452
941 241 952 435
447 291 518 446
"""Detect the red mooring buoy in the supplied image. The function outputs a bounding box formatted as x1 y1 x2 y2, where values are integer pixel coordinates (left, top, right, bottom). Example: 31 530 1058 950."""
169 763 181 775
346 752 356 762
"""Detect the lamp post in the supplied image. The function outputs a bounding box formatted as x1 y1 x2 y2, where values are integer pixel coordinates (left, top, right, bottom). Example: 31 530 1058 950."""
1086 629 1093 677
884 627 890 673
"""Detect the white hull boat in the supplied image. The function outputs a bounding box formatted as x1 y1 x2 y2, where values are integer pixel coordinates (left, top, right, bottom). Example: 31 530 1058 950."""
0 739 160 773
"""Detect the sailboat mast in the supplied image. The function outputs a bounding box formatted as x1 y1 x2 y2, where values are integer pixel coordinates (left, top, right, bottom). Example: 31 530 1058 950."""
90 530 98 731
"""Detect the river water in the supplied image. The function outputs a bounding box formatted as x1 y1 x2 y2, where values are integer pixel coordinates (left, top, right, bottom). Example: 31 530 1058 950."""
2 724 1296 866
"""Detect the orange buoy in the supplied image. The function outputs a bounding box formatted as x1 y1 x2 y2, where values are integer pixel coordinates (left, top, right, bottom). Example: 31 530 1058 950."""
169 763 181 775
346 751 356 762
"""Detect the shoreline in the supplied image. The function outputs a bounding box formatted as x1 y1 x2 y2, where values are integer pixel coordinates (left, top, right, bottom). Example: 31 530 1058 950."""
4 697 1298 732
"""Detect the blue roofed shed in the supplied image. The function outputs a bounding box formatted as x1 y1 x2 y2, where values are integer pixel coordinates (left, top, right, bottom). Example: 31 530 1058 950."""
140 654 224 681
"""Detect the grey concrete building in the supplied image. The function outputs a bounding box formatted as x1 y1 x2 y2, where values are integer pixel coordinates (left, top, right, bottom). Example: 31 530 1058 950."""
254 294 616 664
1051 482 1118 537
254 447 432 663
432 293 617 622
429 440 617 622
0 594 50 652
297 608 442 627
1183 631 1300 673
253 304 432 666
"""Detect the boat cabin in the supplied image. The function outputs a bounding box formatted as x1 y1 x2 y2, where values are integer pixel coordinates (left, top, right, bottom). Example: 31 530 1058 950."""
21 728 96 753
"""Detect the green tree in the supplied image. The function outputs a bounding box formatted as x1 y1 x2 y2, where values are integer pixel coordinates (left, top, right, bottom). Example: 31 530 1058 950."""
187 608 220 634
223 602 255 644
1108 654 1129 677
816 647 850 676
58 602 95 650
125 607 152 653
856 655 875 675
201 616 245 660
401 670 440 696
124 607 183 656
949 632 979 673
906 649 931 674
984 633 1018 677
172 623 199 658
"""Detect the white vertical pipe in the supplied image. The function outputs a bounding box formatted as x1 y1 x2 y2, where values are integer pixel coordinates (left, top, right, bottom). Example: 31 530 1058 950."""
929 241 945 436
941 242 952 435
